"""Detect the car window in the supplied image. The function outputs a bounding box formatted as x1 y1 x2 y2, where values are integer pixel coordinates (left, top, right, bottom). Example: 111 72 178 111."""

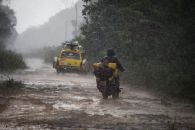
62 52 80 60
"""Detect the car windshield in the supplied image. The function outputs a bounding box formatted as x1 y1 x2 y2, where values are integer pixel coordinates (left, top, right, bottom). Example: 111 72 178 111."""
62 52 80 60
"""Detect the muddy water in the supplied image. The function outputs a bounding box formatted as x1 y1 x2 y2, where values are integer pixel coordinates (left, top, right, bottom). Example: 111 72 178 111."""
0 58 195 130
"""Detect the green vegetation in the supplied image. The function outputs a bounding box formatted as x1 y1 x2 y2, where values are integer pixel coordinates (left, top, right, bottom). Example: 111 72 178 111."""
0 1 26 108
79 0 195 102
0 1 26 72
0 50 26 72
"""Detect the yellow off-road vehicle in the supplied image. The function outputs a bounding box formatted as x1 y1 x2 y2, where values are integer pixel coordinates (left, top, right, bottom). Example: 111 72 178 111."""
53 41 88 73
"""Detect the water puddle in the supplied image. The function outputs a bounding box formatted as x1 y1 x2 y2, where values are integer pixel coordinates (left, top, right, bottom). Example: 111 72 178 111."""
53 101 81 110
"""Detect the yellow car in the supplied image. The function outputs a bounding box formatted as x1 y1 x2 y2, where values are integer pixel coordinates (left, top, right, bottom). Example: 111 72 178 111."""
54 49 87 73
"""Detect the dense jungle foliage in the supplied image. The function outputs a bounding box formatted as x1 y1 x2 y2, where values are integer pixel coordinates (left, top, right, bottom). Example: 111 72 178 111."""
0 0 26 72
79 0 195 101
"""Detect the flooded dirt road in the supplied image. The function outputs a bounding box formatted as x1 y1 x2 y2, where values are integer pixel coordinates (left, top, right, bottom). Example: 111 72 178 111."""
0 58 195 130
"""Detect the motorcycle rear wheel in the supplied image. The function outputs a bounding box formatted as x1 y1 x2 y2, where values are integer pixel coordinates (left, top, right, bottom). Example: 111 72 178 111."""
102 93 108 99
112 92 119 99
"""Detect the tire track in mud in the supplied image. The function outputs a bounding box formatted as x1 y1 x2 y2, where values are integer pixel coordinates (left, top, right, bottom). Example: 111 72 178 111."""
0 58 195 130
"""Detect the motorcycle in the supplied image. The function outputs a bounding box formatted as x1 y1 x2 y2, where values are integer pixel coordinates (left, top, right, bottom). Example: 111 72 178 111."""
93 63 120 99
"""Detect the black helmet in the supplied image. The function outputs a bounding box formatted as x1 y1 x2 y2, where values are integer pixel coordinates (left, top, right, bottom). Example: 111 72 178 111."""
107 48 115 57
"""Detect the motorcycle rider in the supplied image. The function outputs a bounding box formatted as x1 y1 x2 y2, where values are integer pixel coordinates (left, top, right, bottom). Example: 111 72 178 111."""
101 48 125 92
94 59 113 90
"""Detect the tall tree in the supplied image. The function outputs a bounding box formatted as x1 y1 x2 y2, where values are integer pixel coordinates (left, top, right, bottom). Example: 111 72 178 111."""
0 1 17 49
0 0 26 72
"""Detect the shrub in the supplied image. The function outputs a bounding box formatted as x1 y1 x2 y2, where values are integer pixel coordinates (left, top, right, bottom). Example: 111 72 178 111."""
0 50 26 72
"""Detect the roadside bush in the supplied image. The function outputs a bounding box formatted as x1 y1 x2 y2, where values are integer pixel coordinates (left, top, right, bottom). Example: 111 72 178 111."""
0 50 27 72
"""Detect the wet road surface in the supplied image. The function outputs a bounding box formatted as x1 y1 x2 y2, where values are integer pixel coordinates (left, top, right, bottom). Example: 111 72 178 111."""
0 58 195 130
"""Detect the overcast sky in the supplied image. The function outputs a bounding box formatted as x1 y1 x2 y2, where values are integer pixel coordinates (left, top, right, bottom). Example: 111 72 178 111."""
9 0 79 33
